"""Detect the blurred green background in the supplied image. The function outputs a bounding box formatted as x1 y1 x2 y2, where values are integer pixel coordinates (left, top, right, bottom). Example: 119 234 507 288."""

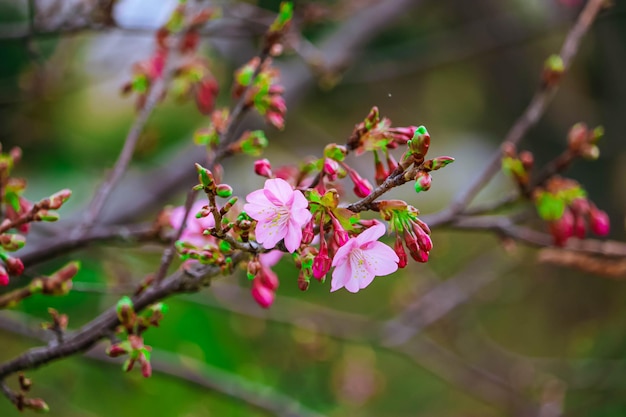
1 0 626 416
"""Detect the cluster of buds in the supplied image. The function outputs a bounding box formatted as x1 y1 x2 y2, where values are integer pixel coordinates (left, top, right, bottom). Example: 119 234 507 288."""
501 122 609 246
247 253 281 308
0 262 80 309
401 127 454 194
107 296 169 378
232 57 287 130
502 143 534 190
10 373 49 413
229 130 269 157
264 2 294 55
534 176 609 246
41 308 69 337
567 123 603 160
0 145 73 287
122 1 221 111
379 200 432 265
347 106 418 154
171 58 220 115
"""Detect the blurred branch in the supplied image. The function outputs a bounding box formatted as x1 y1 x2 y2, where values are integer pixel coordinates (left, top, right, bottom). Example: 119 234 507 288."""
19 222 159 268
450 215 626 257
424 0 607 226
0 253 243 382
189 283 534 414
381 249 514 346
0 311 325 417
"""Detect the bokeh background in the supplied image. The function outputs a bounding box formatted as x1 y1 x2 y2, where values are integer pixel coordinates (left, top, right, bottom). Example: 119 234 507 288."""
1 0 626 416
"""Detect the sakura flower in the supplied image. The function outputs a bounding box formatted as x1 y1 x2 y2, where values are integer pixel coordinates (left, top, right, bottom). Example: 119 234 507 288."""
244 178 312 253
331 222 399 293
169 200 215 247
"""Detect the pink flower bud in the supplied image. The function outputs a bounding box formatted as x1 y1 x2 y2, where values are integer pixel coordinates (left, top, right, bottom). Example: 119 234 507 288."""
386 153 399 173
549 210 574 246
106 343 129 358
348 169 372 198
414 171 431 193
412 224 433 252
215 184 233 198
573 214 586 239
323 158 339 180
331 216 349 246
394 238 408 269
0 265 9 286
251 277 274 308
301 219 315 245
254 159 273 178
267 111 285 130
589 208 610 236
140 356 152 378
389 126 417 145
312 238 331 280
5 257 24 276
196 76 220 115
374 158 388 185
260 268 280 291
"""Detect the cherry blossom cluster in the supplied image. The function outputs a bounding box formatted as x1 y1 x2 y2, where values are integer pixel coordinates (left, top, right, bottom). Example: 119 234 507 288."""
502 123 610 246
0 145 75 289
170 103 455 308
122 1 221 113
106 297 169 378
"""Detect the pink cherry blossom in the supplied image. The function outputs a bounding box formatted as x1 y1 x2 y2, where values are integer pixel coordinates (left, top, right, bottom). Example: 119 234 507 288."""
244 178 312 253
331 222 399 293
170 200 216 247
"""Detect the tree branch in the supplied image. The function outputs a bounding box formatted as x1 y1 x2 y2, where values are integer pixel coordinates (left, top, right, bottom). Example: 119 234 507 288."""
432 0 606 222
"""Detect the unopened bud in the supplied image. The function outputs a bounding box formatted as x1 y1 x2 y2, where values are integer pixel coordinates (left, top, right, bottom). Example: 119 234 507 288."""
323 144 348 162
240 130 268 156
407 126 430 158
5 256 24 276
542 54 565 87
414 171 432 193
589 208 610 236
254 159 273 178
251 277 274 308
46 189 72 210
35 210 59 222
215 184 233 198
116 296 136 326
25 398 49 413
195 163 214 188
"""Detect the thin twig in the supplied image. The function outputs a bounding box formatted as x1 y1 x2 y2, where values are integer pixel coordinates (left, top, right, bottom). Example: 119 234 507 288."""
153 189 197 284
18 222 159 268
0 253 244 381
438 0 606 220
0 311 325 417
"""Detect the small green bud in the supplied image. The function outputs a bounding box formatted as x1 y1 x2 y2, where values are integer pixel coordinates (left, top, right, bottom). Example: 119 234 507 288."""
215 184 233 198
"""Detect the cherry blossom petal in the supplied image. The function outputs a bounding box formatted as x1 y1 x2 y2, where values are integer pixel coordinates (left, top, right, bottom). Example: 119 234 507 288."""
291 191 310 210
355 222 386 246
259 250 283 268
283 219 303 252
264 178 294 204
330 262 352 292
257 219 288 249
331 239 357 267
362 242 399 276
358 274 376 290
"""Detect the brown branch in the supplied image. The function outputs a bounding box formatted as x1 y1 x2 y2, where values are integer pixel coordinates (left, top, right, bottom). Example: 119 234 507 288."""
0 253 242 381
433 0 606 223
0 311 324 417
74 76 170 237
18 222 159 268
450 215 626 257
